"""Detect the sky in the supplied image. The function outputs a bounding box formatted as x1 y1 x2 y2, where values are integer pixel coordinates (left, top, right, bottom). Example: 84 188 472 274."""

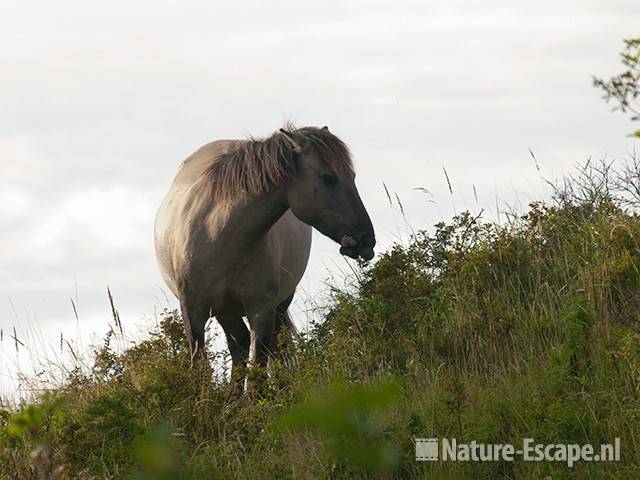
1 0 639 399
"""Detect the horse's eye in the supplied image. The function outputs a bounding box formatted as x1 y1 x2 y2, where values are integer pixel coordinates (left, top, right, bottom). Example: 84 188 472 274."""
320 174 338 187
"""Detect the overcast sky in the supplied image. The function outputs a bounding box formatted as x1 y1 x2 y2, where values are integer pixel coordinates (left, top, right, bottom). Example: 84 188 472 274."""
1 0 638 398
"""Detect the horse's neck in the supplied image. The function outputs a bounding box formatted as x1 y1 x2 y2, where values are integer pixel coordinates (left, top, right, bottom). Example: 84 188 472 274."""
221 187 289 248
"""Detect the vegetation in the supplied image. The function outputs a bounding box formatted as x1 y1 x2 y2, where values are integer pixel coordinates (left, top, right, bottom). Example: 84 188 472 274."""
2 158 640 479
594 37 640 137
4 41 640 476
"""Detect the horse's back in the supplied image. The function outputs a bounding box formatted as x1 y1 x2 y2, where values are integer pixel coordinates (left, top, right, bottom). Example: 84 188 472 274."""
173 140 238 186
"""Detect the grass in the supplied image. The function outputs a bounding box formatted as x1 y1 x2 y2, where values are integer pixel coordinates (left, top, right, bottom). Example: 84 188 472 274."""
2 159 640 479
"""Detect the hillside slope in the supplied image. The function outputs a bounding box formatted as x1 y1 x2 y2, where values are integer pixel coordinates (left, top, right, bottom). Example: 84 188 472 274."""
2 163 640 479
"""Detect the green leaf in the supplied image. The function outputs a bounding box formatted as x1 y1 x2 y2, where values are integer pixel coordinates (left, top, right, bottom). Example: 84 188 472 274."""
274 380 401 472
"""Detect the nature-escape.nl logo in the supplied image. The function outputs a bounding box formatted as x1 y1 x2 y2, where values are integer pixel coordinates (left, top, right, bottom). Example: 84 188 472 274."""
415 438 621 468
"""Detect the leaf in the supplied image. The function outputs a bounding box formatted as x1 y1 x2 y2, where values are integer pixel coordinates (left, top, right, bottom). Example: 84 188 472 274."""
274 380 401 471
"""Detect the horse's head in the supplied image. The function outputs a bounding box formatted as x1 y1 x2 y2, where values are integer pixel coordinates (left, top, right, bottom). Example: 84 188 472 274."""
281 127 375 261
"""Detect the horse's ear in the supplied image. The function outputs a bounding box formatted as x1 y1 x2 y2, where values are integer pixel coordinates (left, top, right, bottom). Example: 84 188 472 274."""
279 129 303 154
321 125 329 131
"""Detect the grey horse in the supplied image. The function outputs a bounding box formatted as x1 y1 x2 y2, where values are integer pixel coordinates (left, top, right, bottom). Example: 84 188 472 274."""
154 125 375 382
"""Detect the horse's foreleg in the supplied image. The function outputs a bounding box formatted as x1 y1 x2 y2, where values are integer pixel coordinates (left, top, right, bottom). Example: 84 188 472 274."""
216 315 250 387
273 293 296 361
248 309 277 368
179 296 210 365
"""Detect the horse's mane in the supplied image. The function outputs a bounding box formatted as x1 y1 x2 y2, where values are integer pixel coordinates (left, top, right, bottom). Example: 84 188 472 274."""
204 125 353 207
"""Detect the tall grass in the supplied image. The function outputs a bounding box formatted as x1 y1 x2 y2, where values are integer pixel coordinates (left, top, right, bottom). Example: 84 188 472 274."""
2 158 640 479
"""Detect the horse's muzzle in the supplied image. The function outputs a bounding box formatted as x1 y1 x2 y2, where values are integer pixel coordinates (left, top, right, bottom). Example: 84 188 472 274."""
340 234 375 261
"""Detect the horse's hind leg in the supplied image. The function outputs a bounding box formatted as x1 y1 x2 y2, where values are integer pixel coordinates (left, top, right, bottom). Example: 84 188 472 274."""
179 295 210 365
216 315 250 387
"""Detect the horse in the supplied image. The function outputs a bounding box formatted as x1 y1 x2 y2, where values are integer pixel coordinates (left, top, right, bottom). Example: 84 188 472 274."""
154 125 375 383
